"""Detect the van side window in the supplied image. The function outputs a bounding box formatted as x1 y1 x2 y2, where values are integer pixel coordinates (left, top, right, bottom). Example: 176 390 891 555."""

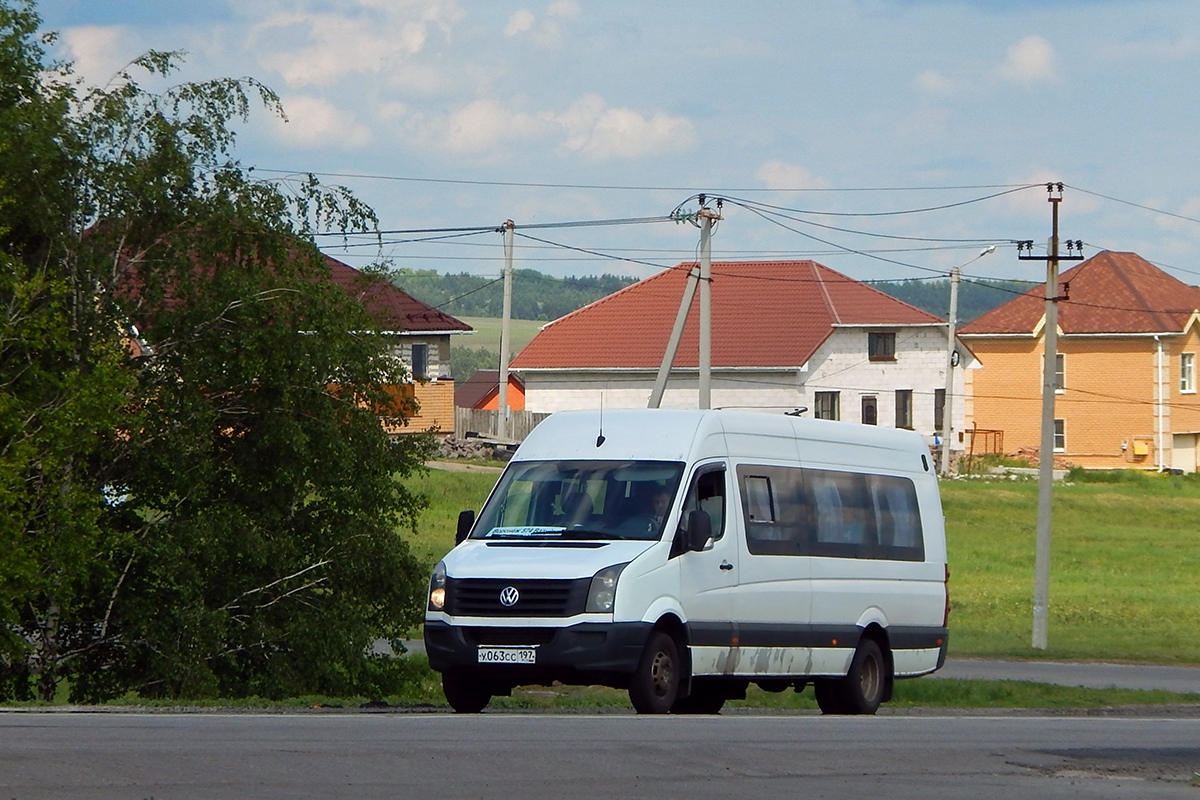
736 466 810 555
680 466 726 543
867 474 924 559
736 464 924 561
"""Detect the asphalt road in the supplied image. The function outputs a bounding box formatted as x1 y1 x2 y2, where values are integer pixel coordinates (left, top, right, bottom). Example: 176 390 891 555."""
1 712 1197 799
396 637 1200 694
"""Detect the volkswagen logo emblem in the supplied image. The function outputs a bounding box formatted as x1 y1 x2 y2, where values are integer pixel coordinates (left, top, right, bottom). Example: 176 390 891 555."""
499 586 520 607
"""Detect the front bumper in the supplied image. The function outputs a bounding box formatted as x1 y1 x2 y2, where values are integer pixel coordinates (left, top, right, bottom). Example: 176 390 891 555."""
424 620 653 687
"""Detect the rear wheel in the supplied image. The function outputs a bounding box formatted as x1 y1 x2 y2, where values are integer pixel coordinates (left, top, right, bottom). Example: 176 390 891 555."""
817 639 887 715
628 631 681 714
442 674 492 714
671 679 726 714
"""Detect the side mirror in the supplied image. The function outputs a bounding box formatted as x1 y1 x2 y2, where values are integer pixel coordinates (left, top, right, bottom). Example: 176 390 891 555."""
684 509 712 552
455 509 475 545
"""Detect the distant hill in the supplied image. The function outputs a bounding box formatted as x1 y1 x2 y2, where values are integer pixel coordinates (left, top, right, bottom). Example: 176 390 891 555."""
868 277 1037 323
390 268 636 322
391 268 637 383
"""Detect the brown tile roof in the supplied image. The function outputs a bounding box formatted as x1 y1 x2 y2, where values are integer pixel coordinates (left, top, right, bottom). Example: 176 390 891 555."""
454 369 525 408
324 256 472 334
510 260 941 370
960 251 1200 336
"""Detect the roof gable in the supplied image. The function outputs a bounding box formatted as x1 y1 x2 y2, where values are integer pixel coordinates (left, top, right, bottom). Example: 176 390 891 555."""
960 251 1200 336
511 260 942 370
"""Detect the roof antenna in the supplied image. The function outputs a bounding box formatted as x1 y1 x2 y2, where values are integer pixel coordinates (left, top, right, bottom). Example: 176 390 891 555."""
596 395 606 448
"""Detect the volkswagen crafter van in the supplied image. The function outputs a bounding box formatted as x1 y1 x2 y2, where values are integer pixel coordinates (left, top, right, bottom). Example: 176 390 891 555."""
424 409 949 714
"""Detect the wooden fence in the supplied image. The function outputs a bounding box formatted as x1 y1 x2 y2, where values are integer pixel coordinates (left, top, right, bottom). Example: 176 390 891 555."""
454 408 549 442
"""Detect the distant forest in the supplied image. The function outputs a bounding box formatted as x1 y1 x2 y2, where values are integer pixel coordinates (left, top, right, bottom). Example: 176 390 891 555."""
392 268 1037 383
868 277 1038 323
390 268 636 321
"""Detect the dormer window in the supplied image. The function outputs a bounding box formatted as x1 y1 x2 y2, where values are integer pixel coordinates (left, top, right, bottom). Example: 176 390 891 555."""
868 331 896 362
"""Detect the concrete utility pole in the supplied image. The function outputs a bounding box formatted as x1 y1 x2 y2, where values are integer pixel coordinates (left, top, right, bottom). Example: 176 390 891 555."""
941 245 995 476
496 220 514 440
649 198 722 409
1017 184 1084 650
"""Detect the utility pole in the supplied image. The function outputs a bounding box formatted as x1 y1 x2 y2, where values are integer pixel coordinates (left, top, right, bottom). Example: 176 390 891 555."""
649 197 722 409
496 220 514 440
1017 183 1084 650
941 245 995 476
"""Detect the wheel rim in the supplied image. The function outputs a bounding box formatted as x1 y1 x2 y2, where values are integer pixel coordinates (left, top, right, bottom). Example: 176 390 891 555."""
859 651 881 702
650 648 674 697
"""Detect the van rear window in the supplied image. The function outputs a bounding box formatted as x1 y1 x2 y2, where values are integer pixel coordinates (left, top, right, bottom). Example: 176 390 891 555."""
736 465 924 561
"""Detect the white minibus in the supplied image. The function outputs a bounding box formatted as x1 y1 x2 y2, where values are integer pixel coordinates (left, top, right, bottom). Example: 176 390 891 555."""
424 409 949 714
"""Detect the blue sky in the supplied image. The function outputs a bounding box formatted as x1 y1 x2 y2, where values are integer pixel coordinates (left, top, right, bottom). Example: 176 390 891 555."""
33 0 1200 289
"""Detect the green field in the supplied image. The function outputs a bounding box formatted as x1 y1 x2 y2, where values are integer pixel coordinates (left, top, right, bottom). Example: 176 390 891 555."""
458 316 545 354
405 467 1200 665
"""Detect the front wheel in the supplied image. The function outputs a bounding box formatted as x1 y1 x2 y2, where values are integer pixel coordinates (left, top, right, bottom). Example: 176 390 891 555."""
442 674 492 714
628 631 681 714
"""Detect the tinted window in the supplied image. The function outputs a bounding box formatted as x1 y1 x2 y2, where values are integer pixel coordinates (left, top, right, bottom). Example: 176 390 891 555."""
736 465 924 561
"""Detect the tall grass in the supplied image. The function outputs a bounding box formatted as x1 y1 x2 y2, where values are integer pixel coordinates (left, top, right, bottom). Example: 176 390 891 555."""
402 466 1200 664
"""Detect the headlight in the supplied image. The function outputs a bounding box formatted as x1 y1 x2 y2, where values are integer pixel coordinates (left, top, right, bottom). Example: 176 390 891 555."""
585 563 627 613
428 562 447 611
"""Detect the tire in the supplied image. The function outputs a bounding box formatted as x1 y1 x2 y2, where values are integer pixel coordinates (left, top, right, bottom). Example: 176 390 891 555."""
628 631 681 714
814 680 846 714
442 673 492 714
671 679 726 715
817 639 887 715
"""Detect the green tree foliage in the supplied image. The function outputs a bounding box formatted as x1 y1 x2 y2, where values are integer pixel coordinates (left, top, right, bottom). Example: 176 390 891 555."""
393 267 636 321
868 277 1037 323
0 1 432 702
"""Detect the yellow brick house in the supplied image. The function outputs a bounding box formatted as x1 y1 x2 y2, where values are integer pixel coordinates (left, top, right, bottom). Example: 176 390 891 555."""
959 251 1200 472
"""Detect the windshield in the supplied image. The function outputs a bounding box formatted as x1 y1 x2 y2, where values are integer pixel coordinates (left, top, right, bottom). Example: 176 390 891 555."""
471 460 685 542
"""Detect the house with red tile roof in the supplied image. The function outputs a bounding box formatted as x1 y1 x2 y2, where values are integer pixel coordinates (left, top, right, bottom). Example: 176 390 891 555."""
454 369 526 411
324 257 473 433
510 260 971 450
958 250 1200 471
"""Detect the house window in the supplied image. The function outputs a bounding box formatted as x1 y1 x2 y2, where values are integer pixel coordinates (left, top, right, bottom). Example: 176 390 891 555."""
933 388 946 431
1182 353 1196 394
895 389 913 430
814 391 840 420
861 396 877 426
1054 419 1065 451
1055 353 1065 393
410 343 429 381
868 331 896 362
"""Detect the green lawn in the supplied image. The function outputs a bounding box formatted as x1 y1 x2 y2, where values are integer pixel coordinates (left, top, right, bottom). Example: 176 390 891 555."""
457 316 545 354
406 466 1200 665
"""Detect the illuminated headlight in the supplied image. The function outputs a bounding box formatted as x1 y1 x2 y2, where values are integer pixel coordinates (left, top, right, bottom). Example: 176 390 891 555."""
428 562 447 611
585 563 627 613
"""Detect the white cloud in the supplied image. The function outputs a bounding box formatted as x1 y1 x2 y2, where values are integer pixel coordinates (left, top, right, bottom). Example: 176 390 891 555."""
438 98 548 154
60 25 139 86
756 160 827 190
998 35 1056 83
914 69 960 95
547 0 581 19
505 9 536 36
1153 196 1200 233
272 95 373 149
501 1 579 47
555 94 695 160
247 1 463 88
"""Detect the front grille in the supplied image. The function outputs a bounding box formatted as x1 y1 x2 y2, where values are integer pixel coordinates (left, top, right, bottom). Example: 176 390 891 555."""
446 577 590 617
465 627 558 646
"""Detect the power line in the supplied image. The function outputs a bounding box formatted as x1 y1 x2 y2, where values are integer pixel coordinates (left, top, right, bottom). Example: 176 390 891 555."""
255 166 1035 194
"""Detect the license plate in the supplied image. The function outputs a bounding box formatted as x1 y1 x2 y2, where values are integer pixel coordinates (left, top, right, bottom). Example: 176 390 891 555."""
477 646 537 664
